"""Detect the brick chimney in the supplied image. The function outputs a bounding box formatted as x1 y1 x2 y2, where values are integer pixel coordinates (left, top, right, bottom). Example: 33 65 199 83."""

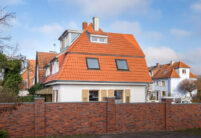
93 17 99 31
82 22 88 30
156 63 160 67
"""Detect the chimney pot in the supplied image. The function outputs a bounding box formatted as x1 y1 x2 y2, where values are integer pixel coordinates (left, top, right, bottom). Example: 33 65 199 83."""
156 63 160 67
82 22 88 30
93 17 99 31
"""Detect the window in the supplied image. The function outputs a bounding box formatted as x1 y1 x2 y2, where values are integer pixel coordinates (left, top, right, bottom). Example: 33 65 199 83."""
45 67 50 77
155 81 159 86
90 35 108 44
52 60 59 74
114 90 123 103
156 91 159 100
161 80 166 87
115 59 129 71
182 69 186 74
162 91 166 97
89 90 99 101
86 58 100 70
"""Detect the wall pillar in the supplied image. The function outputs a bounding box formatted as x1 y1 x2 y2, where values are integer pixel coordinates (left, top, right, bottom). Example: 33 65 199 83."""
34 98 45 137
105 97 116 134
161 97 173 131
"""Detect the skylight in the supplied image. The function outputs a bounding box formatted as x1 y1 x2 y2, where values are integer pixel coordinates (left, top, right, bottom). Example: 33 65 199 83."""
86 58 100 70
116 59 129 71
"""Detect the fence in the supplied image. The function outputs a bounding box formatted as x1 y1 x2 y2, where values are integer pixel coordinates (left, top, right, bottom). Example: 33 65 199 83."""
0 98 201 137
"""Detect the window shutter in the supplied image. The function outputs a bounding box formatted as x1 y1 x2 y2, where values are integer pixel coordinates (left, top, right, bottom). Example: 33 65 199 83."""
82 89 89 102
52 90 55 102
108 89 114 97
125 89 130 103
101 89 107 101
56 90 58 102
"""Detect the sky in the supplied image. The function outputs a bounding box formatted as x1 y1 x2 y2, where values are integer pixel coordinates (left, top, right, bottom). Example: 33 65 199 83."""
1 0 201 75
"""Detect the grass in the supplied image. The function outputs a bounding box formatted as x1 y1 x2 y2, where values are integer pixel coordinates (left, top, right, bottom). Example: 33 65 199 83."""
177 128 201 136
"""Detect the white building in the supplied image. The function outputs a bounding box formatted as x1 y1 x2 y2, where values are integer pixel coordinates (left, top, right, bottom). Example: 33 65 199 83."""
149 61 197 102
36 17 152 103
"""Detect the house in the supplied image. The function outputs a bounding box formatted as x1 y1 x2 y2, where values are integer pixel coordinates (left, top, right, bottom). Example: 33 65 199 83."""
35 51 58 84
19 59 36 96
149 61 198 102
36 17 152 103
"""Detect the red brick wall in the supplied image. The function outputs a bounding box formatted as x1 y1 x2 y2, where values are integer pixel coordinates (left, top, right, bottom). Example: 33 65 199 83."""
0 98 201 137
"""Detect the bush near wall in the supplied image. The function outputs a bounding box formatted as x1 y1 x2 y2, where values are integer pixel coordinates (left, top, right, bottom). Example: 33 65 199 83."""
0 130 9 138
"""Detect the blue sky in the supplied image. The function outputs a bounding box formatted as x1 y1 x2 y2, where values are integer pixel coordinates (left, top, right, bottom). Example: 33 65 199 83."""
1 0 201 74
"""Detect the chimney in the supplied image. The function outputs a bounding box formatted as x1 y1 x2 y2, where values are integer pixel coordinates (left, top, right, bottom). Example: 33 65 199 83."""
82 22 88 30
156 63 160 67
93 17 99 31
170 60 175 65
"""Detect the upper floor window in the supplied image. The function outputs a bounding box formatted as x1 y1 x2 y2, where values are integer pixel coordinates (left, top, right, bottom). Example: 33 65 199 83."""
162 91 166 97
86 58 100 70
115 59 129 71
90 34 108 44
45 67 50 77
161 80 166 87
182 69 186 74
52 60 59 74
155 81 159 86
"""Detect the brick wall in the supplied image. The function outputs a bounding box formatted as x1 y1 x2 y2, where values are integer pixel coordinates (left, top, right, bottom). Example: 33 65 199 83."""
0 98 201 137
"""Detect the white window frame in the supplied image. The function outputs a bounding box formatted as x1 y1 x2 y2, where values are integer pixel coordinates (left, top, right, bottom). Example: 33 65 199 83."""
52 60 59 74
90 34 108 44
161 80 166 87
45 66 50 77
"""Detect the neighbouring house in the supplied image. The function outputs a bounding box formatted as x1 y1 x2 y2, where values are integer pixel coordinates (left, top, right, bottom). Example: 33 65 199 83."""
19 59 36 96
36 17 152 103
149 61 198 102
35 51 58 84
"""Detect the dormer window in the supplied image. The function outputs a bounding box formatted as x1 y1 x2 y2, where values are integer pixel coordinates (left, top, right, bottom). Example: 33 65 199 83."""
45 66 50 77
52 60 59 74
90 34 108 44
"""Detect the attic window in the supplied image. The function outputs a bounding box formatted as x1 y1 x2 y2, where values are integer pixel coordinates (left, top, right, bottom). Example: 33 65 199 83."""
90 34 108 44
86 58 100 70
163 70 168 74
115 59 129 71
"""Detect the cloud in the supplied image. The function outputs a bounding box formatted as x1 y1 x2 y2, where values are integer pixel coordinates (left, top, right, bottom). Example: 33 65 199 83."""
190 0 201 12
49 0 151 17
144 47 180 65
32 23 64 37
109 21 141 35
169 29 192 37
144 46 201 75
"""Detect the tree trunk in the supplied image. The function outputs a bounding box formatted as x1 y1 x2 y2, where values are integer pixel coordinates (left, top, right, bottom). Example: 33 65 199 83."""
189 92 193 99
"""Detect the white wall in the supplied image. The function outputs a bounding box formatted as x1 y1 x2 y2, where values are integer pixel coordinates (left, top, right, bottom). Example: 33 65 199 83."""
52 84 146 103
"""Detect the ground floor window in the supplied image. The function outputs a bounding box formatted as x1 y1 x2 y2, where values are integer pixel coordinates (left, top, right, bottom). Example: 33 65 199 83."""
162 91 166 97
89 90 99 101
156 91 159 100
114 90 123 103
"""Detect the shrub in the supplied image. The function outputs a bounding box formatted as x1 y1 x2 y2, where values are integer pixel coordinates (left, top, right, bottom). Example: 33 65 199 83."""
28 83 45 95
0 130 9 138
18 95 35 102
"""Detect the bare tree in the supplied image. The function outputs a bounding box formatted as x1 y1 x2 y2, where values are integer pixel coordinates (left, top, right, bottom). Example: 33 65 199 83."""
178 79 197 98
0 7 15 52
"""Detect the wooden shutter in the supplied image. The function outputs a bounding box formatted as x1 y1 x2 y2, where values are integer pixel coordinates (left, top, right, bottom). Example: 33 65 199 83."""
101 89 107 101
82 89 89 102
52 90 55 102
108 89 114 97
56 90 58 102
125 89 130 103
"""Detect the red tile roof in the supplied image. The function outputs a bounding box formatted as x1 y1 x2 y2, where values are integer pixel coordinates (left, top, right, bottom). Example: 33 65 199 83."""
21 60 36 89
43 23 152 83
151 62 197 79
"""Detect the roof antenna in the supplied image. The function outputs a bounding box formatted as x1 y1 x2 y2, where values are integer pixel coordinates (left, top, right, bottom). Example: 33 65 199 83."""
53 43 56 51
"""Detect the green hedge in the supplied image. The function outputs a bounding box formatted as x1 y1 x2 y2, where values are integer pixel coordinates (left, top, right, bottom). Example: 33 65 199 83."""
0 130 9 138
18 95 35 102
